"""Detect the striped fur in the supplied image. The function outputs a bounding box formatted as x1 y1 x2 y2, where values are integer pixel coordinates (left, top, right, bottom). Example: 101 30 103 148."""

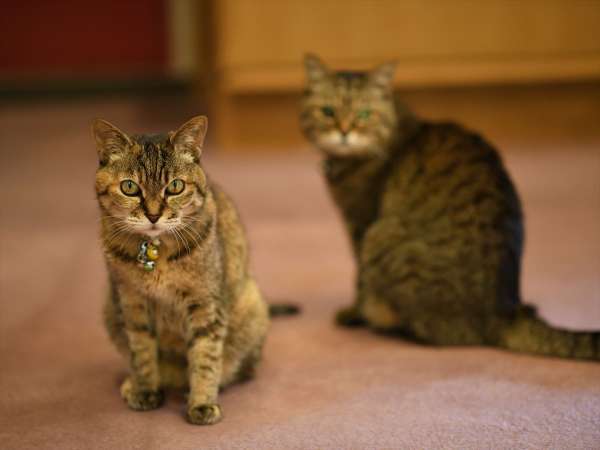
300 55 599 361
93 116 270 424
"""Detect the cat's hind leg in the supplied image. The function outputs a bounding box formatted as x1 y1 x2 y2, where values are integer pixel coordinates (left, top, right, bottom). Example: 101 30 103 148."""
356 218 414 332
335 260 367 327
335 303 367 327
360 293 404 331
220 278 269 388
358 217 489 344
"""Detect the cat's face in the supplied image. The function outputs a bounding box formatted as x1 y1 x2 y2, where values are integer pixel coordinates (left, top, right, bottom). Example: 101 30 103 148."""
300 54 398 157
93 116 208 238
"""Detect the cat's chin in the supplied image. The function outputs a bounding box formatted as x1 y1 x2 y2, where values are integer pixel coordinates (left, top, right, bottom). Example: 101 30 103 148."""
319 145 379 159
138 228 165 238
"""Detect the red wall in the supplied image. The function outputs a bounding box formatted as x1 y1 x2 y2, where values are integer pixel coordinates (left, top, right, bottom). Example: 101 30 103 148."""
0 0 168 78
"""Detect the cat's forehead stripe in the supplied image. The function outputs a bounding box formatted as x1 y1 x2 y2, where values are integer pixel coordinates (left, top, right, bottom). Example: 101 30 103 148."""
335 72 368 91
130 137 171 186
336 71 366 81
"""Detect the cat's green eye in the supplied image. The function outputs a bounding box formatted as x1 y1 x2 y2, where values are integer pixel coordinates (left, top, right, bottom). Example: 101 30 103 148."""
321 106 335 118
357 109 371 120
166 179 185 195
120 179 140 196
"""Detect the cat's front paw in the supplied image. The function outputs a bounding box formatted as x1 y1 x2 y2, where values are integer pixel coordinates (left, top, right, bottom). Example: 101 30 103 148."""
120 377 164 411
187 403 223 425
335 306 365 327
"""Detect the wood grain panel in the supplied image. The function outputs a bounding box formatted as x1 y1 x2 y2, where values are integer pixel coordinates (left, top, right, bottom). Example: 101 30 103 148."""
208 0 600 149
209 83 600 151
213 0 600 91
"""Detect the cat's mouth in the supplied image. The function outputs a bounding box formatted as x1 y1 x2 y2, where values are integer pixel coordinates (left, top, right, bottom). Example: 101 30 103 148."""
138 220 183 238
320 142 372 157
133 222 167 238
315 130 374 156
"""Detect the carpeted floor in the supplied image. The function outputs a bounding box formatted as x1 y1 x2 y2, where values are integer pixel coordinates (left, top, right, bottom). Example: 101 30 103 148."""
1 100 599 449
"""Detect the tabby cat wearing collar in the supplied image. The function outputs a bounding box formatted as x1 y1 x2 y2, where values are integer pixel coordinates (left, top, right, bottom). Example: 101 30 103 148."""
93 116 269 425
300 54 598 360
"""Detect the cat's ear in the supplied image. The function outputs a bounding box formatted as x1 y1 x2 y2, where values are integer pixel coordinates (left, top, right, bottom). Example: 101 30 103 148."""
369 61 397 91
169 115 207 161
304 53 330 84
91 119 132 165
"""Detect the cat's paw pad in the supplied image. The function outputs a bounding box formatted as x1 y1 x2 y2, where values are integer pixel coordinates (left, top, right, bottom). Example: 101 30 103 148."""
187 403 223 425
120 378 164 411
335 307 365 327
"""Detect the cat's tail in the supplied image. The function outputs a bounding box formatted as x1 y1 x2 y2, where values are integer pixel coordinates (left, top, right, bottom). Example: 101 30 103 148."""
496 305 599 361
268 302 301 317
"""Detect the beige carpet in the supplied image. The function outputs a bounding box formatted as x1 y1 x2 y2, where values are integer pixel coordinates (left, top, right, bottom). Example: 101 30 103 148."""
1 100 599 449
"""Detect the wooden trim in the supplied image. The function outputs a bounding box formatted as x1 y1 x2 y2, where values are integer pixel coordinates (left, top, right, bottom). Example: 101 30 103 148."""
210 82 600 151
220 54 600 93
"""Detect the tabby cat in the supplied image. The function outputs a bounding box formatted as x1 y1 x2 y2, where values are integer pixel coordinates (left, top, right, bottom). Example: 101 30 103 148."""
93 116 270 425
300 54 599 360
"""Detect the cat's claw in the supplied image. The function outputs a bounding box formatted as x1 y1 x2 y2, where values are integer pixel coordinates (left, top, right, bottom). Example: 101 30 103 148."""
120 377 164 411
335 306 365 327
187 403 223 425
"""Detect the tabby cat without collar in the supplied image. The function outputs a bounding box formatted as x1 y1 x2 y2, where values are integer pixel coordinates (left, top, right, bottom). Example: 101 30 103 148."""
300 54 599 360
93 116 270 425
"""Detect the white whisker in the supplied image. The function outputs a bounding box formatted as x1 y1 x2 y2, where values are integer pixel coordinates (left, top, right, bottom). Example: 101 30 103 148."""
173 226 190 255
180 223 201 250
168 227 182 257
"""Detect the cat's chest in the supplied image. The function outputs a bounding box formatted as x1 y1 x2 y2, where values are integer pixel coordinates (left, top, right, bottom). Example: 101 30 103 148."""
136 262 204 332
137 267 185 301
324 158 388 219
114 256 201 304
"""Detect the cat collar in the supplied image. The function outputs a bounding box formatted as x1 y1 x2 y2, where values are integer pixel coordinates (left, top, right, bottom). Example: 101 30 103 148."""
137 238 160 272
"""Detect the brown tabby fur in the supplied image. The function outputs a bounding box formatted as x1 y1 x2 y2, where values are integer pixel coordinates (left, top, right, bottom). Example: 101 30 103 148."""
93 116 270 425
300 54 599 360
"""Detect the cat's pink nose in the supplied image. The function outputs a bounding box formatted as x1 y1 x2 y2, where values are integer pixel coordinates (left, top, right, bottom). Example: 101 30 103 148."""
339 118 353 134
146 213 161 224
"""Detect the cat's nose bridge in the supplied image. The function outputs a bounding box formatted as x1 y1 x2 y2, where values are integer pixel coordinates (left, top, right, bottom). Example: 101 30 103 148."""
338 114 354 134
144 196 163 217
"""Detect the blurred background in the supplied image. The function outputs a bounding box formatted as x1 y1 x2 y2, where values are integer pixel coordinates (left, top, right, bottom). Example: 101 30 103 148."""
1 2 600 447
1 0 599 150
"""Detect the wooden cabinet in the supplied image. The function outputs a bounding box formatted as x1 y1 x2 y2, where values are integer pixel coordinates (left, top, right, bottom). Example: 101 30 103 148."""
206 0 600 150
